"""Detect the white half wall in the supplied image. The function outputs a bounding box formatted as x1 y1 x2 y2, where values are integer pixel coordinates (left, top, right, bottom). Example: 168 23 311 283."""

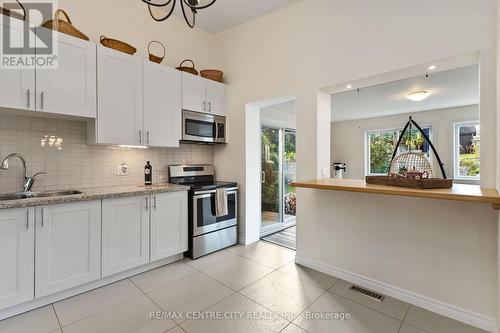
331 105 479 180
296 188 498 331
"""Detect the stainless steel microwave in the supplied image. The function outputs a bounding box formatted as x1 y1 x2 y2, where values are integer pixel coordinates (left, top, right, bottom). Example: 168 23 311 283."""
182 110 226 144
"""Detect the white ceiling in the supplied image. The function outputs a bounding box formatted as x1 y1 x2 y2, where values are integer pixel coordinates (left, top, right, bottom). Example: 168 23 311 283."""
170 0 303 33
331 65 479 122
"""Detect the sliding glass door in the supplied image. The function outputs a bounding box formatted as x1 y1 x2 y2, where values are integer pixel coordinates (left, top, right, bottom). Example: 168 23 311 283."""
261 127 296 235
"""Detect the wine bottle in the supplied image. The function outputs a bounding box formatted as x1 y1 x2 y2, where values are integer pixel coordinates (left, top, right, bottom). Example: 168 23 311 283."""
144 161 152 186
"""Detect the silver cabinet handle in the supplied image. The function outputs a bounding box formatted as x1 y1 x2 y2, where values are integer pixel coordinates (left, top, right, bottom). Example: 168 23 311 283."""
40 92 44 110
138 130 142 144
40 207 44 227
26 209 29 229
208 102 212 112
146 131 150 145
153 196 157 210
145 197 149 210
202 101 206 111
26 89 30 108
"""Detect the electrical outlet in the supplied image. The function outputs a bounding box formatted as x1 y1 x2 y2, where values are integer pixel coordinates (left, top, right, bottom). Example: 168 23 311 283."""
117 163 129 176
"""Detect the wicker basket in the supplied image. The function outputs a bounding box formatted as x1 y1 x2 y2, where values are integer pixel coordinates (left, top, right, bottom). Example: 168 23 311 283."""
100 36 136 55
148 40 166 64
200 69 224 83
176 59 198 75
389 151 433 178
0 0 25 21
42 9 89 41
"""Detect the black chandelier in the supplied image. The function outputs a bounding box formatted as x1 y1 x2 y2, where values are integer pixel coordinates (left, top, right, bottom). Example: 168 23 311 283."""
141 0 216 28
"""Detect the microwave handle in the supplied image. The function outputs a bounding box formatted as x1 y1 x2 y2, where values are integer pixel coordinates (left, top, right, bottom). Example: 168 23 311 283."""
214 122 219 140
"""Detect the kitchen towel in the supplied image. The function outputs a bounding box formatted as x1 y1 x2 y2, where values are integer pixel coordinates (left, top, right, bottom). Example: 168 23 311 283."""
215 188 228 217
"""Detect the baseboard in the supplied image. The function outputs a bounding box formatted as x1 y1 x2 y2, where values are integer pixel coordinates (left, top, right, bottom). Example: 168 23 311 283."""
0 254 183 321
295 256 497 333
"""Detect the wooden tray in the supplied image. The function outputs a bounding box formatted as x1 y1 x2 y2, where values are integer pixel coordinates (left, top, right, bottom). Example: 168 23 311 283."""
365 175 453 189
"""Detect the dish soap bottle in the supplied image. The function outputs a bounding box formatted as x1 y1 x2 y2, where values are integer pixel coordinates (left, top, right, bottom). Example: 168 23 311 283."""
144 161 152 186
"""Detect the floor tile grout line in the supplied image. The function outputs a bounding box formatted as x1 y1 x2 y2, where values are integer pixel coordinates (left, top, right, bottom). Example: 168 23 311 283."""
236 290 293 324
128 277 166 313
397 304 412 333
129 264 199 295
51 303 63 332
404 321 434 333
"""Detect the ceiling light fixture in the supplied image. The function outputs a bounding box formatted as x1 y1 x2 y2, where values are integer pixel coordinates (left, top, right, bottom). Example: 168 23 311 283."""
406 90 433 102
428 65 437 71
141 0 216 28
346 84 352 89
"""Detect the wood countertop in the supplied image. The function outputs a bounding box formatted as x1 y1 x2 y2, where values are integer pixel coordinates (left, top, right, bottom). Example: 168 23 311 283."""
291 178 500 209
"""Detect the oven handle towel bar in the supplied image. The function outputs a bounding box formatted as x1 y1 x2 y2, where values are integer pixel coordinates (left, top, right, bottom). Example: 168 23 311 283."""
215 188 228 217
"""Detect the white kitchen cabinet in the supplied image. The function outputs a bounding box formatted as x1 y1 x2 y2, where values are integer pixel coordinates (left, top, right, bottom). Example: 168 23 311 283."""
143 61 181 147
36 29 96 118
182 72 226 116
95 46 143 145
0 208 35 310
182 72 207 113
102 196 150 277
150 192 188 261
205 79 226 116
0 19 35 111
35 201 101 298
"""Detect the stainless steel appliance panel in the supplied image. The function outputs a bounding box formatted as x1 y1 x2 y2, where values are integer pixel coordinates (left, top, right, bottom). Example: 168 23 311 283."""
192 226 237 259
182 110 226 144
193 189 237 236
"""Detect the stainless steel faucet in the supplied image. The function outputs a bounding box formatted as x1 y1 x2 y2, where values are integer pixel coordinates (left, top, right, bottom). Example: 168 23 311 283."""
0 153 47 192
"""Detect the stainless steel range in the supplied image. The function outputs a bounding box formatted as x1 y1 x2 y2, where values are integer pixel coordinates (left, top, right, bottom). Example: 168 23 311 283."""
169 165 238 259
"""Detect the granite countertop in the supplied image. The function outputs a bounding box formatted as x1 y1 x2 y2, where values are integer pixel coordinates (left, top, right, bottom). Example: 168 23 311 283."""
0 184 190 210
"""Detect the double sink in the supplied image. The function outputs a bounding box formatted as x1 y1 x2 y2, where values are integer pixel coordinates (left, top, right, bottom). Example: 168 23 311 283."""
0 190 83 201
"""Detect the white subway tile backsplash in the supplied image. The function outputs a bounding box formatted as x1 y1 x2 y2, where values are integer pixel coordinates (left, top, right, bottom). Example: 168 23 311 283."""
0 114 214 193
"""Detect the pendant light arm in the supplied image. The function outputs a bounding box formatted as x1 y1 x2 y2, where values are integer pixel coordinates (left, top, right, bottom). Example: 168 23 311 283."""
147 0 176 22
182 0 216 10
180 1 196 28
142 0 174 7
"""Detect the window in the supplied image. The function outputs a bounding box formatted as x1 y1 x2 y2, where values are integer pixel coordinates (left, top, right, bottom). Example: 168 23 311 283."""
367 127 432 175
454 122 480 179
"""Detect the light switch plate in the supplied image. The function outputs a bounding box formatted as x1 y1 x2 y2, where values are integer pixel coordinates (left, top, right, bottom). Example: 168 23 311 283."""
117 163 129 176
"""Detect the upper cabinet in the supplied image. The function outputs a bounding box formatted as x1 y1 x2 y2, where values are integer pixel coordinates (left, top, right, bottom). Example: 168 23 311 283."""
95 46 143 145
182 72 226 116
0 19 35 111
143 61 181 148
36 28 96 118
0 23 96 118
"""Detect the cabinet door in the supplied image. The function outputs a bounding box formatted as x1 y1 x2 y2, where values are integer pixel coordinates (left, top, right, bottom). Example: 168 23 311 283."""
35 202 101 298
102 196 149 277
143 62 181 147
97 46 143 145
182 72 207 113
150 192 188 261
0 19 35 110
206 80 226 116
36 29 96 118
0 208 34 310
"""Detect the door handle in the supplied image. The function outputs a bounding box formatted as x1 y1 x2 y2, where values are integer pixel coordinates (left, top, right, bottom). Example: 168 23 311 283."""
26 209 29 229
40 207 44 227
153 196 157 210
145 197 149 210
40 92 44 110
202 101 206 112
138 130 142 144
208 102 212 112
26 89 30 108
146 131 150 145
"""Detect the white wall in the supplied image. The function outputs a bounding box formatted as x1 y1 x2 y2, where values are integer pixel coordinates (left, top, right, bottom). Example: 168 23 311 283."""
59 0 217 70
213 0 498 245
331 105 479 180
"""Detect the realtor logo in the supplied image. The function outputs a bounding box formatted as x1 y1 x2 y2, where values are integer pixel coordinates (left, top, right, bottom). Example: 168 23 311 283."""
1 0 58 69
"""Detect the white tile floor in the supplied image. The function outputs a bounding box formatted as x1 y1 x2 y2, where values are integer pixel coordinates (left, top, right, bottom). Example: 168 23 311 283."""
0 241 489 333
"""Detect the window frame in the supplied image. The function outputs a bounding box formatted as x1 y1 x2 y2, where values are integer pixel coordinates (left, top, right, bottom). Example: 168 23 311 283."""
453 121 480 182
365 125 433 176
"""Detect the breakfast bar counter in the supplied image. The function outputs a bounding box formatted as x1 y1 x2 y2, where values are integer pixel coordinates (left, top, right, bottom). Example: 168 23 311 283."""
292 178 500 209
293 178 499 330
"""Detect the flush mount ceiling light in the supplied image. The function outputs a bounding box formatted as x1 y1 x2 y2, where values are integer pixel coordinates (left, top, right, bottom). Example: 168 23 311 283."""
141 0 216 28
428 65 437 71
406 90 433 102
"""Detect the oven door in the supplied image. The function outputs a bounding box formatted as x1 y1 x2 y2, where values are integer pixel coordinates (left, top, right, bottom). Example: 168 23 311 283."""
192 188 237 236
